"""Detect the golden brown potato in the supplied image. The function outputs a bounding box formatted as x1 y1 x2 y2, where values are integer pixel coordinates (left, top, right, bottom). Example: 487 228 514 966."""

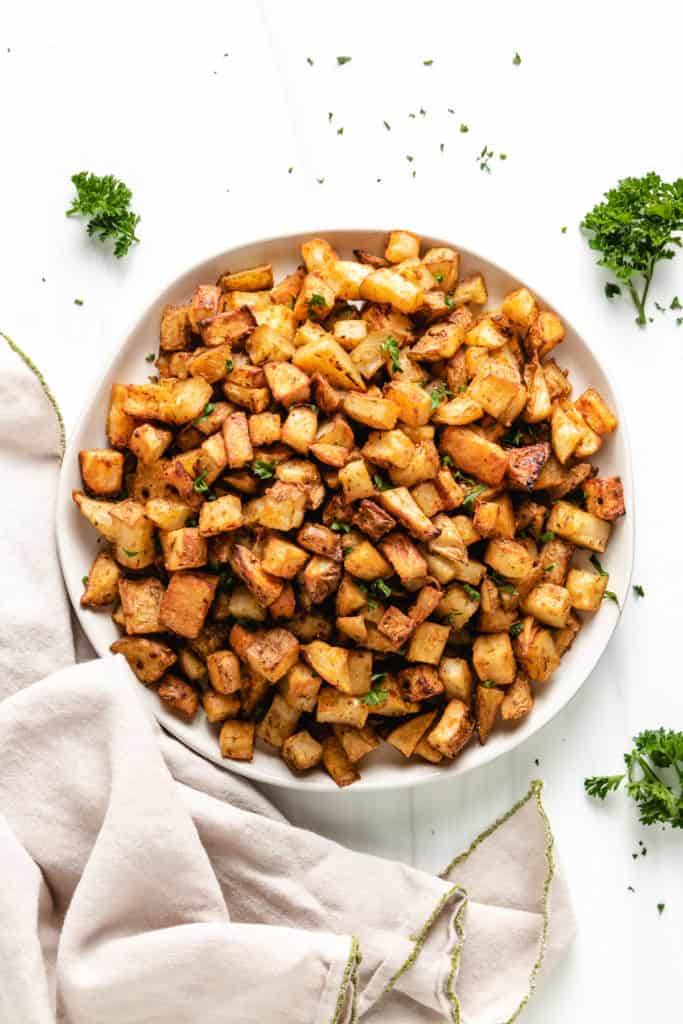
160 527 208 571
388 710 438 758
160 303 191 351
317 687 369 728
322 735 360 787
359 267 423 314
476 684 505 743
293 337 365 390
472 632 516 685
583 476 625 521
399 664 444 701
428 699 474 758
513 617 560 683
207 650 241 695
158 674 199 719
438 657 473 703
521 583 571 628
202 690 240 724
256 694 301 748
282 730 324 772
344 540 392 581
219 720 255 761
339 460 378 503
118 577 165 635
81 550 122 607
159 573 217 639
198 495 243 536
440 428 508 487
501 673 534 721
123 377 213 426
244 628 299 683
231 545 283 607
566 568 608 611
378 488 440 542
378 605 415 647
218 263 274 293
110 637 176 683
79 449 125 496
545 501 611 552
407 622 450 665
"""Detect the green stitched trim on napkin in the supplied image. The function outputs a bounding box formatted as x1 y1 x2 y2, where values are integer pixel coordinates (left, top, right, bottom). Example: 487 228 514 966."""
441 780 555 1024
443 889 467 1023
332 935 361 1024
1 330 66 457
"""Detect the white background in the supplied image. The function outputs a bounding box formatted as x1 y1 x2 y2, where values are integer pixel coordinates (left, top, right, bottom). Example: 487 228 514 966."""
1 1 682 1019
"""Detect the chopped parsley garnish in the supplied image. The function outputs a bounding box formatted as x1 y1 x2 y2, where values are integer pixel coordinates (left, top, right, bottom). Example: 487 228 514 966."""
236 618 259 632
545 564 556 572
489 571 517 595
380 336 402 373
406 154 414 162
540 530 555 543
604 282 621 299
434 271 444 283
337 127 344 136
192 469 210 494
481 680 499 688
370 672 386 684
590 554 608 576
671 296 682 310
362 687 389 706
225 357 234 372
186 514 199 527
585 729 683 828
306 57 314 65
459 124 469 133
383 120 391 130
194 402 216 425
122 549 139 557
308 293 327 308
512 51 522 65
561 226 567 234
145 352 156 362
464 583 480 602
81 575 89 586
372 579 392 600
657 903 666 916
633 584 645 598
373 474 390 491
447 611 462 626
328 112 333 122
461 483 487 507
441 454 453 466
429 381 452 410
330 520 350 533
604 590 619 605
509 621 523 638
316 177 325 185
252 459 276 480
74 298 84 306
582 172 683 326
477 145 495 173
423 58 433 65
66 171 140 258
336 55 352 65
444 296 455 308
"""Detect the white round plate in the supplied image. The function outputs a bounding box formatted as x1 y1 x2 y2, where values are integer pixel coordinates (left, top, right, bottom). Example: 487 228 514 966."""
57 229 634 791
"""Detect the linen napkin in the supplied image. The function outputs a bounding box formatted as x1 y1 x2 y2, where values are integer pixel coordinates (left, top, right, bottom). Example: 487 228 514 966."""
0 333 576 1024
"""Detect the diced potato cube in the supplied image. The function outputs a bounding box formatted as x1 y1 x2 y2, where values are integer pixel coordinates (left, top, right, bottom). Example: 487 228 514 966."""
574 387 618 435
501 287 538 327
476 684 504 743
472 633 516 685
231 545 283 607
107 383 137 448
359 267 423 314
245 628 299 682
110 637 176 683
484 539 535 580
334 724 380 763
222 412 253 469
566 568 608 611
297 522 343 561
344 539 392 580
440 428 508 487
279 661 322 712
521 583 571 628
118 577 165 635
545 501 612 552
388 710 438 758
160 527 207 571
198 494 243 536
158 674 198 719
383 380 432 427
423 247 459 292
81 550 122 607
159 573 217 639
203 690 240 724
343 393 399 430
189 284 221 332
293 338 365 391
501 673 534 721
527 310 565 359
129 425 173 465
339 459 377 503
380 532 427 584
362 429 415 469
378 487 440 542
219 720 255 761
255 694 301 748
583 476 625 521
407 622 450 665
333 318 368 349
428 699 474 758
378 605 415 647
385 229 420 263
79 449 125 496
282 730 324 772
261 535 309 579
218 263 274 293
264 361 311 408
249 412 281 446
317 687 369 728
206 650 241 694
178 647 208 684
282 406 318 453
438 657 473 702
322 735 360 787
160 303 191 351
513 618 559 683
302 640 351 691
399 664 444 701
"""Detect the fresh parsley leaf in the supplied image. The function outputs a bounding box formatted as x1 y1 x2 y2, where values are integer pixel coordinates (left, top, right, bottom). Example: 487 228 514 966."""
657 903 666 915
236 618 259 632
441 454 453 466
373 474 390 492
581 173 683 325
604 590 619 605
328 111 334 122
337 126 344 136
316 177 325 185
477 145 495 173
122 548 139 557
444 296 455 308
252 459 276 480
585 729 683 828
336 55 352 65
513 51 522 65
481 680 499 688
145 352 156 362
545 563 556 572
330 520 350 533
406 154 414 162
362 687 389 706
509 621 523 638
499 153 508 161
66 171 140 258
306 56 314 65
671 295 682 310
423 58 433 65
464 583 480 602
429 381 452 410
74 297 84 306
225 357 234 372
540 530 555 543
590 554 608 576
383 120 391 131
605 282 621 299
462 483 487 508
489 570 517 595
194 402 216 425
459 123 469 133
380 336 402 373
371 579 392 600
447 611 462 627
633 584 645 598
81 575 89 586
370 672 386 684
308 293 327 309
434 271 444 283
192 469 210 494
561 226 568 234
186 514 199 527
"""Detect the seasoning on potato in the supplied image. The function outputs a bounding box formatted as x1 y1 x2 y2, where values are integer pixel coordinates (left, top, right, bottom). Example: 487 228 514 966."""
74 231 624 786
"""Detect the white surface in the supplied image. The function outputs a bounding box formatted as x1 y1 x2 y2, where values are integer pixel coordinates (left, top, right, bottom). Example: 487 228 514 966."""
58 228 634 790
2 0 682 1019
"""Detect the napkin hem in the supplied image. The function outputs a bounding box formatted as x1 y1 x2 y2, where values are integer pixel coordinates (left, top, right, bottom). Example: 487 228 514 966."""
1 330 66 456
442 779 554 1023
329 935 361 1024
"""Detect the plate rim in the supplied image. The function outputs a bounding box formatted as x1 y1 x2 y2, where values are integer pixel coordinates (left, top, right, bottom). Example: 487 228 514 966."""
56 225 635 792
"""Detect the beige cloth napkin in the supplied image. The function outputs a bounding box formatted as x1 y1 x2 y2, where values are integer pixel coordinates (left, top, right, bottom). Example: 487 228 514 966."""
0 334 576 1023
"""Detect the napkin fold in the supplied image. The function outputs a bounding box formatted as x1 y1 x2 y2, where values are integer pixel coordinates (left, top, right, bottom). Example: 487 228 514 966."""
0 334 576 1023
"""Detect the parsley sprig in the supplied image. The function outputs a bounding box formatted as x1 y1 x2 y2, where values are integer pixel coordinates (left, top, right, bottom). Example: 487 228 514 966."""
66 171 140 258
585 729 683 828
253 459 276 480
380 336 402 373
582 173 683 325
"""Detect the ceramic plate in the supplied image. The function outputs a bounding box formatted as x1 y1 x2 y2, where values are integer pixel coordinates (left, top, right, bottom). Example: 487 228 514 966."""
56 229 634 791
